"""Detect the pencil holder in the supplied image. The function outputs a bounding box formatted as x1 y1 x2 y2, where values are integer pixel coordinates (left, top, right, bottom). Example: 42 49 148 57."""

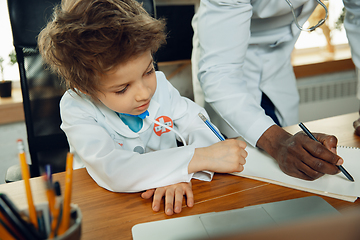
52 204 82 240
21 202 82 240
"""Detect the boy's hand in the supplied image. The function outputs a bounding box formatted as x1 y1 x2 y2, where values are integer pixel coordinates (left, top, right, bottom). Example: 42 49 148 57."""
141 182 194 216
189 139 247 174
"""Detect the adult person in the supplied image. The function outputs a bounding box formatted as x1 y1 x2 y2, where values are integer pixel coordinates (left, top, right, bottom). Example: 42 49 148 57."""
347 1 360 135
192 0 360 180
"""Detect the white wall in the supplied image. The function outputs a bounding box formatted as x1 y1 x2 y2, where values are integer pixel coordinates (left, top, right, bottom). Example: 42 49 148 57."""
0 1 20 82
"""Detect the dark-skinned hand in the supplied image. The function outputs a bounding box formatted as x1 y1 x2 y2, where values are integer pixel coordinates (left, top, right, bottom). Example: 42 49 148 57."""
353 117 360 136
257 125 343 181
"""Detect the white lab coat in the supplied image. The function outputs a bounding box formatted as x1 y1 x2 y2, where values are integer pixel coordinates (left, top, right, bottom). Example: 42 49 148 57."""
343 0 360 99
60 71 218 193
192 0 360 146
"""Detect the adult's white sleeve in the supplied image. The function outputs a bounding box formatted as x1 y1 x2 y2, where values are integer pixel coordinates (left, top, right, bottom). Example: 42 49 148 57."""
196 0 274 146
344 0 360 69
343 0 360 100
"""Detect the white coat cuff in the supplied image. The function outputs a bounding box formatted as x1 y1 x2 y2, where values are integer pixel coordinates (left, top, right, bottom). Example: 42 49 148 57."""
192 170 214 182
244 117 276 147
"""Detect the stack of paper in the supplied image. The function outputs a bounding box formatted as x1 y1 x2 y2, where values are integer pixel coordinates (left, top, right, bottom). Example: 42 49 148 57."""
232 145 360 202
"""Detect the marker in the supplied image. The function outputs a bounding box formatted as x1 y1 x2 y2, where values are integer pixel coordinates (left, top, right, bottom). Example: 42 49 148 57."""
198 113 225 141
17 139 38 229
299 122 354 182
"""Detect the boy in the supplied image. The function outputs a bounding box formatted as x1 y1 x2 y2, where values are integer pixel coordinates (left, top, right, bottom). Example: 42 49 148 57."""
38 0 247 215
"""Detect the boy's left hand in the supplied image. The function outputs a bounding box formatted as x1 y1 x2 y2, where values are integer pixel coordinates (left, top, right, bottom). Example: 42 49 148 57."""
141 182 194 216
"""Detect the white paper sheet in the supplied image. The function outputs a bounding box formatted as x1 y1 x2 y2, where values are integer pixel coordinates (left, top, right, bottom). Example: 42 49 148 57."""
232 145 360 202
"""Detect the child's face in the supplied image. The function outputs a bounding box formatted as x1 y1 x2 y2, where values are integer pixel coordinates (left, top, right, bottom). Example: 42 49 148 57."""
96 51 156 115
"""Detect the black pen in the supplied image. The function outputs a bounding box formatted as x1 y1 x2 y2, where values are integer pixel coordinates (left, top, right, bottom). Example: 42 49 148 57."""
299 122 354 182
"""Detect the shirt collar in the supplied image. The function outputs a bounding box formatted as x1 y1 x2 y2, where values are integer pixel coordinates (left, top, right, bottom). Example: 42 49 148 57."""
96 99 160 137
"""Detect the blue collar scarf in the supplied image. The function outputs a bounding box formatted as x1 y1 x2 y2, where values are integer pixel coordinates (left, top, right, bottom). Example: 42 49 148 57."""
117 110 149 132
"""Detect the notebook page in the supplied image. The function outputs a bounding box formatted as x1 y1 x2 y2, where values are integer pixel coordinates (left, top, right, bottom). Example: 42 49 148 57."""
232 145 360 202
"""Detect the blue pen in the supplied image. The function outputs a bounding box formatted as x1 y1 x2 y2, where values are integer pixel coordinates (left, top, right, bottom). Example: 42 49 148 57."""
198 113 225 141
45 164 52 184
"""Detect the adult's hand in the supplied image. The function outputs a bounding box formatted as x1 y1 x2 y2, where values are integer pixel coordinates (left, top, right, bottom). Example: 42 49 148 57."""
256 125 343 180
353 117 360 136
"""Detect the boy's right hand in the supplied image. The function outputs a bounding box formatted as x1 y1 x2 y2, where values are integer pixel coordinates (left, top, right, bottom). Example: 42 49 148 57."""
189 139 247 174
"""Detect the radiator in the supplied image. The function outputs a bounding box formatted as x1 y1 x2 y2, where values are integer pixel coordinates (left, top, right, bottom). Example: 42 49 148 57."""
297 70 359 122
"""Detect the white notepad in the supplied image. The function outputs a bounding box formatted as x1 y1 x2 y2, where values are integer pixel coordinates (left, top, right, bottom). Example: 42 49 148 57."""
232 145 360 202
132 196 339 240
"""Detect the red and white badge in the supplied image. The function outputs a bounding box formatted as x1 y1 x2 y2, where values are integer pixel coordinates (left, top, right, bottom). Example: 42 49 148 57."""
154 116 173 136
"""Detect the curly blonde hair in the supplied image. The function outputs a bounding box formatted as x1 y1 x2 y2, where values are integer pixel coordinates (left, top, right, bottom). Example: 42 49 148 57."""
38 0 166 99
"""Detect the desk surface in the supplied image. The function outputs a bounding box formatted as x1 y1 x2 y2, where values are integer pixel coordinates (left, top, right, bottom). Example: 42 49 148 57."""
1 112 360 239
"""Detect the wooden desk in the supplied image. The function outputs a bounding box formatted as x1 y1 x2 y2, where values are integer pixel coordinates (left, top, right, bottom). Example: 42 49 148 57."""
1 112 359 239
0 88 24 124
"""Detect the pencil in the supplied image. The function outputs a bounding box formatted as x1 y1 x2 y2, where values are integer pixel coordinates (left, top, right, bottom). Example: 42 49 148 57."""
17 139 38 229
44 175 55 226
58 152 74 235
299 122 354 182
198 113 225 141
0 211 20 240
49 182 62 238
0 220 18 240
